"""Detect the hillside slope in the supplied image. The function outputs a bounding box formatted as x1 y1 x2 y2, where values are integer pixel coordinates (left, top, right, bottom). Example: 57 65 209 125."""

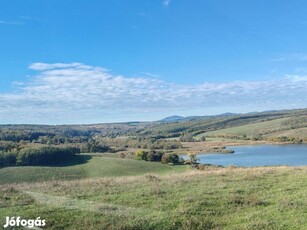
139 109 307 139
202 115 307 141
0 155 187 184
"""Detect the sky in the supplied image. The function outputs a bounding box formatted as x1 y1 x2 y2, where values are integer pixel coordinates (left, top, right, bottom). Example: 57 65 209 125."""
0 0 307 124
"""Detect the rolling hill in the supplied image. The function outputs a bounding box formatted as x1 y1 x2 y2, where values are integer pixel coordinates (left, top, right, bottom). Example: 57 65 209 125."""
0 154 187 184
139 109 307 141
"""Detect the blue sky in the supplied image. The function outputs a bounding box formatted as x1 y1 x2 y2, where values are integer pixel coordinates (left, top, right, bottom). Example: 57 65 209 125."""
0 0 306 124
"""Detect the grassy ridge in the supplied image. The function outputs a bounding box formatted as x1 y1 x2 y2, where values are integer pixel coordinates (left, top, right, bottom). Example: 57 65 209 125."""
266 127 307 139
202 118 288 137
139 109 307 138
1 166 306 229
202 116 307 141
0 155 188 184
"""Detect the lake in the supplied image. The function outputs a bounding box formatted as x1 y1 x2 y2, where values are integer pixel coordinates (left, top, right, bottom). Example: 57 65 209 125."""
188 144 307 167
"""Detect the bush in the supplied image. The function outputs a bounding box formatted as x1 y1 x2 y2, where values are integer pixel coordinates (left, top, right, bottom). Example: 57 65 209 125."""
134 150 164 162
187 153 198 165
161 153 180 164
134 150 147 160
146 151 163 162
198 164 206 170
179 133 195 142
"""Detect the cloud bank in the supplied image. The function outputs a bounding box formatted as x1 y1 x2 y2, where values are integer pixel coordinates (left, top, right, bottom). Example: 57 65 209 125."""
1 63 306 124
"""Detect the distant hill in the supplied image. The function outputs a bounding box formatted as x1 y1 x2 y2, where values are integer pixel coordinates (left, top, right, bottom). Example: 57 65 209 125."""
140 108 307 140
159 115 185 122
0 108 306 141
216 112 240 117
159 112 240 123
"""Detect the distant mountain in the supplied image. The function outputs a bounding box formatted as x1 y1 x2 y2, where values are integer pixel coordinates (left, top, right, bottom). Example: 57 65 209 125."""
159 115 185 122
159 113 240 123
214 112 240 117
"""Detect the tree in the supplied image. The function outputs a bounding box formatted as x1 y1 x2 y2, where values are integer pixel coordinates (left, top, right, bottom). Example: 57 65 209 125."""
188 153 199 165
134 150 147 160
179 133 195 142
161 153 179 164
146 151 163 162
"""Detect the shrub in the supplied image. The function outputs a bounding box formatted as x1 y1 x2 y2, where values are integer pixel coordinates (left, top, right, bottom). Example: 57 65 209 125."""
161 153 179 164
134 150 147 160
187 153 198 165
134 150 164 162
146 151 163 162
198 164 206 170
179 133 195 142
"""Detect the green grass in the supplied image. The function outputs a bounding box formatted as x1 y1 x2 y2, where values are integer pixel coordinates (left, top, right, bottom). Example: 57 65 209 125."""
265 127 307 139
0 155 188 184
201 117 297 138
0 166 306 229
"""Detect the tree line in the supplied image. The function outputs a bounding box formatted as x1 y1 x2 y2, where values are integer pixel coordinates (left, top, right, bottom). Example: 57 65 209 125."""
0 146 79 167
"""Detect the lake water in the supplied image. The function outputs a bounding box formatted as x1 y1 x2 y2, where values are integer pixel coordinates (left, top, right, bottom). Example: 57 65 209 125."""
189 144 307 167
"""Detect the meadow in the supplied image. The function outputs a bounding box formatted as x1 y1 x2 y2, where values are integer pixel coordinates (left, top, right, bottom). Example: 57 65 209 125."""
0 155 188 184
1 165 306 229
200 118 289 138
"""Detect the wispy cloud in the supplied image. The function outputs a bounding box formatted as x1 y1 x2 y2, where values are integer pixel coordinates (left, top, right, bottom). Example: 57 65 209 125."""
139 72 160 78
0 20 24 26
19 16 45 22
271 53 307 62
0 63 306 124
0 16 45 27
162 0 172 8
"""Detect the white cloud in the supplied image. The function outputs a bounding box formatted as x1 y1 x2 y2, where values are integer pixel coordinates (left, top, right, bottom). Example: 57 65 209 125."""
0 63 306 124
163 0 172 8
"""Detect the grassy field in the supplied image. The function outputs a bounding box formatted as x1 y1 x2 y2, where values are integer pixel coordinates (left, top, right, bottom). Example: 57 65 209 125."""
0 155 188 184
0 166 306 229
200 118 287 136
196 118 307 140
265 127 307 139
